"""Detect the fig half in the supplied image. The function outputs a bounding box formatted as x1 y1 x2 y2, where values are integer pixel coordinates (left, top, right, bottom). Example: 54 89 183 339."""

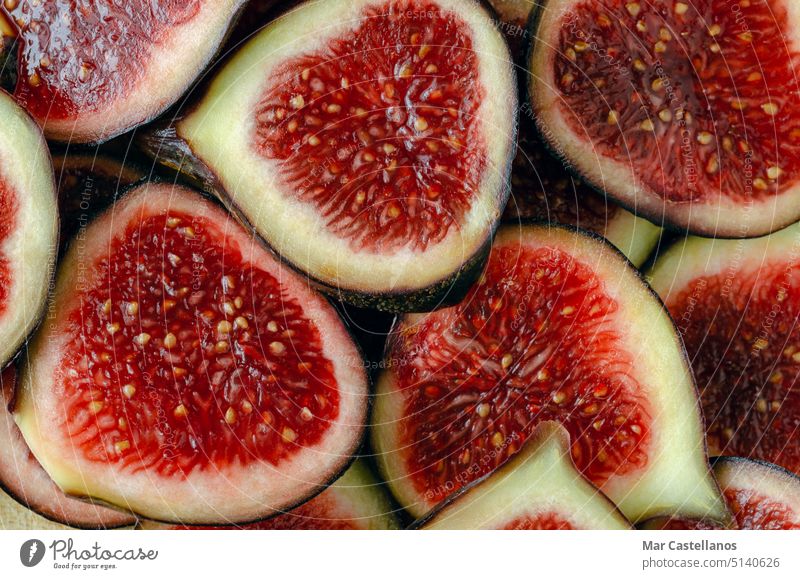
529 0 800 238
372 223 728 524
648 225 800 476
644 458 800 530
1 1 246 143
0 88 57 370
0 366 135 528
140 460 401 530
487 0 661 267
417 423 632 530
141 0 517 312
15 182 369 524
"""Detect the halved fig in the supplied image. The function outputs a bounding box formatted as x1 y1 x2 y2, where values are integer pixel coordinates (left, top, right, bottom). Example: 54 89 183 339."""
0 89 58 370
0 1 245 143
643 458 800 530
648 227 800 476
417 423 632 530
0 366 135 528
14 182 369 524
140 0 516 312
1 487 69 530
529 0 800 237
140 460 401 530
54 153 144 249
372 223 728 524
488 0 660 266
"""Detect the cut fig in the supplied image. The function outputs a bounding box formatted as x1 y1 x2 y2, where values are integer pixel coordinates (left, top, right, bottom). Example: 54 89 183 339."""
648 226 800 476
643 458 800 530
417 423 632 530
488 1 660 266
0 1 246 143
529 0 800 237
0 366 135 528
140 460 401 530
54 153 144 249
14 182 369 524
372 223 729 524
0 88 58 370
140 0 517 312
1 487 70 530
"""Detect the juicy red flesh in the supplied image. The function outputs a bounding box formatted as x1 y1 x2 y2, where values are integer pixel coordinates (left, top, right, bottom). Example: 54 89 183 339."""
4 1 201 121
668 264 800 474
0 175 17 317
725 487 800 530
503 513 575 530
393 245 650 504
554 0 800 204
505 130 621 231
254 0 487 252
59 211 339 476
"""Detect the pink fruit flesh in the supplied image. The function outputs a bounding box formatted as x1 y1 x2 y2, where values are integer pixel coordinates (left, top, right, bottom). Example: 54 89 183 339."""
0 366 134 528
725 487 800 530
59 210 340 476
253 0 486 252
393 245 650 504
503 513 575 530
554 0 800 204
0 176 15 316
4 1 201 121
668 263 800 474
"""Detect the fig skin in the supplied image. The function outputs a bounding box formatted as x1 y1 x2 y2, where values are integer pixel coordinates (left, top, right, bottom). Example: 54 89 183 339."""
139 0 518 314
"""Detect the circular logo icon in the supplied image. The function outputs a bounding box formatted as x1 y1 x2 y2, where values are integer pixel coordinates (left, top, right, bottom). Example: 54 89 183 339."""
20 539 46 567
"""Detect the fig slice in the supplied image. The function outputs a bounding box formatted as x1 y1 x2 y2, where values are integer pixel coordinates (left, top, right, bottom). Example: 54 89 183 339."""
0 366 135 528
487 0 661 267
529 0 800 238
416 423 632 530
643 458 800 530
14 182 369 524
0 89 58 370
140 0 517 312
648 226 800 476
372 223 729 524
0 1 246 143
140 460 401 530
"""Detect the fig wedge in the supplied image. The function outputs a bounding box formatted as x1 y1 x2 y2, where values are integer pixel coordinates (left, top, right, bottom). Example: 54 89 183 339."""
1 1 246 143
373 223 729 524
648 225 800 476
529 0 800 238
140 0 516 312
15 182 369 524
417 423 632 530
0 88 57 370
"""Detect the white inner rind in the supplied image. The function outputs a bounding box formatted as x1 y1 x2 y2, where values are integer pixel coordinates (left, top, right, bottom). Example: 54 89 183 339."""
422 423 631 529
15 183 369 524
39 0 245 143
529 0 800 237
179 0 516 295
374 224 728 523
0 91 57 370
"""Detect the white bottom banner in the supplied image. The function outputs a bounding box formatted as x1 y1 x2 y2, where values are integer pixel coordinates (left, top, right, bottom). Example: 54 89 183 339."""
1 531 799 578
